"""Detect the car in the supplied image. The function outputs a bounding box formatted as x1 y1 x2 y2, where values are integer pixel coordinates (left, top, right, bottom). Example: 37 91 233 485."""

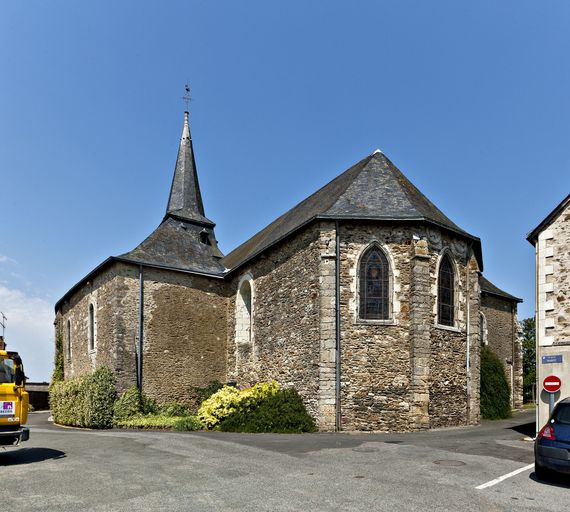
535 397 570 480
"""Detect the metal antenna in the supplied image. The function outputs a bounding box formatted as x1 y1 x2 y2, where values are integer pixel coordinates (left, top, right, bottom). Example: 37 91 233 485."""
181 83 191 111
0 312 6 337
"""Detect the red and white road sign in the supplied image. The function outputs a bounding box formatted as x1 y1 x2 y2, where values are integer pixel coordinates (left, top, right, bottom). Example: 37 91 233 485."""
543 375 562 393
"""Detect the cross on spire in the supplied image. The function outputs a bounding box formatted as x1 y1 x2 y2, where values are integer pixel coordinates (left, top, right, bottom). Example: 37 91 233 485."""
181 83 191 111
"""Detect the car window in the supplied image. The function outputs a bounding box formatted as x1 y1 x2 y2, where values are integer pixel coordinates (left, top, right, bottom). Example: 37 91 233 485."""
554 404 570 425
0 358 15 384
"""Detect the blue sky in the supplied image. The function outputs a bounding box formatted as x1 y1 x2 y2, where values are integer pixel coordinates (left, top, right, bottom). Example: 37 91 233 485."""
1 1 569 381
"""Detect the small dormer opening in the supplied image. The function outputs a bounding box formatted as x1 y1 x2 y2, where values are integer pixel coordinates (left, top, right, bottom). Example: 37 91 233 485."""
200 229 211 245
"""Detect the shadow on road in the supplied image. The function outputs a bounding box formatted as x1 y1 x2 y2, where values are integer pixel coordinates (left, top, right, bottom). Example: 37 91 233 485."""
0 447 66 466
508 421 535 438
530 471 570 489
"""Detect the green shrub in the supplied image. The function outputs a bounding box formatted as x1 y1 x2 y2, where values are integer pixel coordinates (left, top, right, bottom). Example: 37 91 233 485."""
480 346 512 420
198 381 280 429
218 388 317 433
159 401 191 417
188 381 226 412
49 367 117 429
114 414 201 430
113 386 143 421
173 415 202 431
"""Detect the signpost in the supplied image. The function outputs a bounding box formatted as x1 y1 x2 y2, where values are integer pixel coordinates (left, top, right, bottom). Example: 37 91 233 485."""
543 375 562 416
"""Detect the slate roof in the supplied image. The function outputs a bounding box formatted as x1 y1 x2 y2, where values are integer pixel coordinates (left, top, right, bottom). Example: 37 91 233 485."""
527 193 570 245
479 275 522 303
164 111 214 227
118 218 225 274
118 111 224 274
55 112 226 312
222 151 483 271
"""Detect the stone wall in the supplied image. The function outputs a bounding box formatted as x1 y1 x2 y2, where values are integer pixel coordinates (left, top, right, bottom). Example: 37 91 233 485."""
481 294 523 409
538 205 570 344
226 225 322 421
56 261 229 405
338 223 412 431
142 267 228 404
56 219 482 432
56 262 129 384
429 251 480 428
337 222 480 431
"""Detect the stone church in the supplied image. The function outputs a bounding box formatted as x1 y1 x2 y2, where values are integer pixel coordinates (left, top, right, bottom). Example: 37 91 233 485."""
55 110 521 431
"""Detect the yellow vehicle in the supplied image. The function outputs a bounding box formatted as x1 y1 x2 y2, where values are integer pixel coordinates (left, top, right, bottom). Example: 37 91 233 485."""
0 350 29 446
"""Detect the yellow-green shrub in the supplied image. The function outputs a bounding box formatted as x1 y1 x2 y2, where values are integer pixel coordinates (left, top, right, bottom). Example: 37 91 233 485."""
198 381 280 429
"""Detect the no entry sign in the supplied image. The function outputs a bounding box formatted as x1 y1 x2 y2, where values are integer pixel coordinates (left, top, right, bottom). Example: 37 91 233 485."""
543 375 562 393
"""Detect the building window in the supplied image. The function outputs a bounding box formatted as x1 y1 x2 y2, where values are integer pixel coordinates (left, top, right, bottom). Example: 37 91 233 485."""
359 245 390 320
88 303 95 351
235 275 254 367
438 254 455 326
236 279 252 344
67 320 72 359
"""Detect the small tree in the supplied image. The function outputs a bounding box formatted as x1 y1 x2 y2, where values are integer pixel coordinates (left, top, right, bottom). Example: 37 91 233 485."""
521 317 536 403
480 346 512 419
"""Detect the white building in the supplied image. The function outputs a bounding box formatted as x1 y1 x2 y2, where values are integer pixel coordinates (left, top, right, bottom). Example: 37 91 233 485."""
527 193 570 429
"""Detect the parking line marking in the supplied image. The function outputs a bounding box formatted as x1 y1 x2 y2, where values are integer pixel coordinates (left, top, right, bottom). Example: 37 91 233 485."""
476 463 534 490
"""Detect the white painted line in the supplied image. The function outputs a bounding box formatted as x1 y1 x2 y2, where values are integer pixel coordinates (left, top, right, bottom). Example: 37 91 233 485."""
476 463 534 490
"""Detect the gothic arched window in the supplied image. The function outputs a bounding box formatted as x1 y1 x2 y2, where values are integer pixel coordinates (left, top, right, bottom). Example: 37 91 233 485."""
359 246 390 320
438 254 455 326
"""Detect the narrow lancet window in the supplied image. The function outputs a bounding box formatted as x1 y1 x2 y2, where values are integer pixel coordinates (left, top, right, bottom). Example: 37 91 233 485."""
438 255 455 326
67 320 72 359
359 246 390 320
88 304 95 351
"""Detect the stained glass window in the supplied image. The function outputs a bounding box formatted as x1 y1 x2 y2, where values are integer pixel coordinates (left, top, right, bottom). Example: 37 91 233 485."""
359 247 390 320
438 255 454 326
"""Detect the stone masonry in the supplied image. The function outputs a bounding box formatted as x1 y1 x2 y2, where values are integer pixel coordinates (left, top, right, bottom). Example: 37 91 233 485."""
54 113 492 433
480 293 523 409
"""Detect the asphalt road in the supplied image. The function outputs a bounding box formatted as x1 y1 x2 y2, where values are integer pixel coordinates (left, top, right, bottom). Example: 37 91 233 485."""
1 410 568 511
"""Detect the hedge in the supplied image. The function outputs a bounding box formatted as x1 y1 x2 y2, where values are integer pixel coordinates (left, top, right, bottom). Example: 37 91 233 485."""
480 345 512 420
114 414 201 431
49 367 117 429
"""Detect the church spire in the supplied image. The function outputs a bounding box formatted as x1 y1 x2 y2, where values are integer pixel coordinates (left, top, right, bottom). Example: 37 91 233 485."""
164 107 214 227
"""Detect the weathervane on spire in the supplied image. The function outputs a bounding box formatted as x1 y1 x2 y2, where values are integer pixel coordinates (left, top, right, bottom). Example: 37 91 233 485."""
181 83 191 111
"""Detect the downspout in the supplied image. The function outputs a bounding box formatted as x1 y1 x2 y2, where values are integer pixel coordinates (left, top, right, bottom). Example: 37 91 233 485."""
466 257 471 424
535 241 540 434
511 302 516 408
137 265 144 392
335 220 341 432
